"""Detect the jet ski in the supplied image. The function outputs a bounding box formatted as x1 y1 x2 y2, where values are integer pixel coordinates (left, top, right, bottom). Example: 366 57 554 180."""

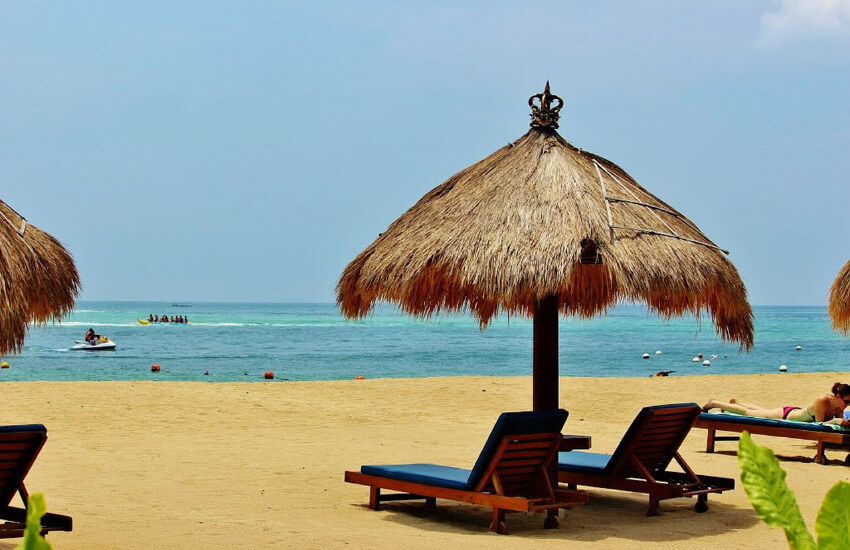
71 337 116 351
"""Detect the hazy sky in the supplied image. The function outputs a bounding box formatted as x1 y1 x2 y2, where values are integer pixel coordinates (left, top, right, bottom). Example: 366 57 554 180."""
1 1 848 304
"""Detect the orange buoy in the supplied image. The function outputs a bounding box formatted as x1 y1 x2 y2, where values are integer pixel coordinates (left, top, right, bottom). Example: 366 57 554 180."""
264 370 274 379
151 364 161 372
355 375 365 380
0 362 9 369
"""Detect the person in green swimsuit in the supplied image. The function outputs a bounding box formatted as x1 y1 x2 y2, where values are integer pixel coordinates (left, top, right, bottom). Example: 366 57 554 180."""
702 382 850 426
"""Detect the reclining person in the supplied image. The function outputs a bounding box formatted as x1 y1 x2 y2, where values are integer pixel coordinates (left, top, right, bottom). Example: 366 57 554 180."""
702 382 850 426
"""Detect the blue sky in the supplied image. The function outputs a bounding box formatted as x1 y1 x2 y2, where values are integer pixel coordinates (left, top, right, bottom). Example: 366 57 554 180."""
1 1 848 304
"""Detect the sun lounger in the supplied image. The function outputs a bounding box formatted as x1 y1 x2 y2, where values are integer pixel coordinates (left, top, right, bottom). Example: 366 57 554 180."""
694 412 850 465
558 404 734 516
0 424 73 539
344 410 588 535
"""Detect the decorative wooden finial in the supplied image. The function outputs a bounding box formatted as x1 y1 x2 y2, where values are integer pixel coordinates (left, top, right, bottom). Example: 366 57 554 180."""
528 81 563 129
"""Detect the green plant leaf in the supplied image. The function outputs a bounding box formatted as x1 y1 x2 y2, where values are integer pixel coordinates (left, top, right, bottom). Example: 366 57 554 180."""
13 493 53 550
815 480 850 550
738 432 815 550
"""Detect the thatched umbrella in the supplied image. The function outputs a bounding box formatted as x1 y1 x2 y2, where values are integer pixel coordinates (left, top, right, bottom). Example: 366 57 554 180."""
338 83 753 411
0 199 80 354
829 260 850 333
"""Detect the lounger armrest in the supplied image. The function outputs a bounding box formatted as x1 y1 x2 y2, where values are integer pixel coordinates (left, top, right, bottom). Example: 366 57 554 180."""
560 435 591 451
1 506 73 532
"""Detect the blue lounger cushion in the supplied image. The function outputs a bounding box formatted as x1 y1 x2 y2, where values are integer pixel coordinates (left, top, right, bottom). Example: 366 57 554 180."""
0 424 46 435
360 464 471 491
699 412 848 433
360 409 568 491
557 451 611 474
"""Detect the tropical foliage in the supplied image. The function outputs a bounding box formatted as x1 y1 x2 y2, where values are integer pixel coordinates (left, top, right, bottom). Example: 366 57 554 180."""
738 431 850 550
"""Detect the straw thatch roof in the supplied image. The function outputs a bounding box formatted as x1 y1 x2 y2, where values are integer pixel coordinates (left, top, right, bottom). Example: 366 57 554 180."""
0 199 80 354
338 84 753 349
829 260 850 333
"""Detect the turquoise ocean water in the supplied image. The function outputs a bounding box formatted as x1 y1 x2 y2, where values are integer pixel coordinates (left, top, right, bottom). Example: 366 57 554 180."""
0 302 847 382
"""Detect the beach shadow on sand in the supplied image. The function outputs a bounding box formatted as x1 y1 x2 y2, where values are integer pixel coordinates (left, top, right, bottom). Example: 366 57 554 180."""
709 448 849 466
349 492 760 542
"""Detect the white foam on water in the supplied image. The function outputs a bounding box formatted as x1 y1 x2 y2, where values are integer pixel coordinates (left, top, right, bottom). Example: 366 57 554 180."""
48 322 138 327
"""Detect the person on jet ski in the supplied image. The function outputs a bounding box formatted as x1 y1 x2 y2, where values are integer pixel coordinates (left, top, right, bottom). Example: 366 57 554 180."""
85 328 100 345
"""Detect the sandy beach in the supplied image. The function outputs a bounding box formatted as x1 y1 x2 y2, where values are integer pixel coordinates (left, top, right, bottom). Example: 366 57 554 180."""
1 372 848 549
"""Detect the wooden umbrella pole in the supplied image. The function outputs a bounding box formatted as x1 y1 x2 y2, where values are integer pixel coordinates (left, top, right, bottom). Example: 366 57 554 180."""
533 293 562 529
533 294 559 411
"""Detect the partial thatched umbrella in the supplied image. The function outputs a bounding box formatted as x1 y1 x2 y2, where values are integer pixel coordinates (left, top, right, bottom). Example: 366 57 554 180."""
338 83 753 411
829 260 850 333
0 199 80 354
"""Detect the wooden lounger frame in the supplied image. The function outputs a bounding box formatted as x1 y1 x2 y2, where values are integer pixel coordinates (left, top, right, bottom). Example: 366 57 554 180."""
559 405 734 516
345 432 587 535
0 426 73 539
694 416 850 465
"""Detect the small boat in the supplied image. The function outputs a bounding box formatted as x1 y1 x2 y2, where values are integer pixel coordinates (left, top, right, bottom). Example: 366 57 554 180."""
172 303 192 307
71 338 116 351
138 318 151 325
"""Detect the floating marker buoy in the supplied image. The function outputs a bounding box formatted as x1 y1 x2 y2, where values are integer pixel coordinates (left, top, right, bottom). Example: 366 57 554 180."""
355 375 366 380
642 353 650 359
779 365 788 372
796 346 802 351
0 362 8 369
692 357 699 363
710 354 718 360
151 364 160 372
264 370 274 379
703 360 711 366
655 350 662 355
697 353 704 359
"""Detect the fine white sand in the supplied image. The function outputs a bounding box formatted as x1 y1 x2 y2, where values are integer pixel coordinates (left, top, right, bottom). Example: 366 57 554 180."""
1 373 847 549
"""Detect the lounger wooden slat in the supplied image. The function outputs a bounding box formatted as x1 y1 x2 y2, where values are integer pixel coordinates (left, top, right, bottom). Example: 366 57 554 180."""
0 433 45 442
499 470 534 478
496 459 548 468
0 451 32 462
345 410 588 535
0 443 43 452
694 413 850 465
558 404 734 516
503 441 553 451
504 450 546 460
0 425 73 540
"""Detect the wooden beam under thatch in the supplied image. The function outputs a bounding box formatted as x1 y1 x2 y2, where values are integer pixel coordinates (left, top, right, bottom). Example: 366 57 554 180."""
829 260 850 333
338 85 753 351
0 199 80 355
